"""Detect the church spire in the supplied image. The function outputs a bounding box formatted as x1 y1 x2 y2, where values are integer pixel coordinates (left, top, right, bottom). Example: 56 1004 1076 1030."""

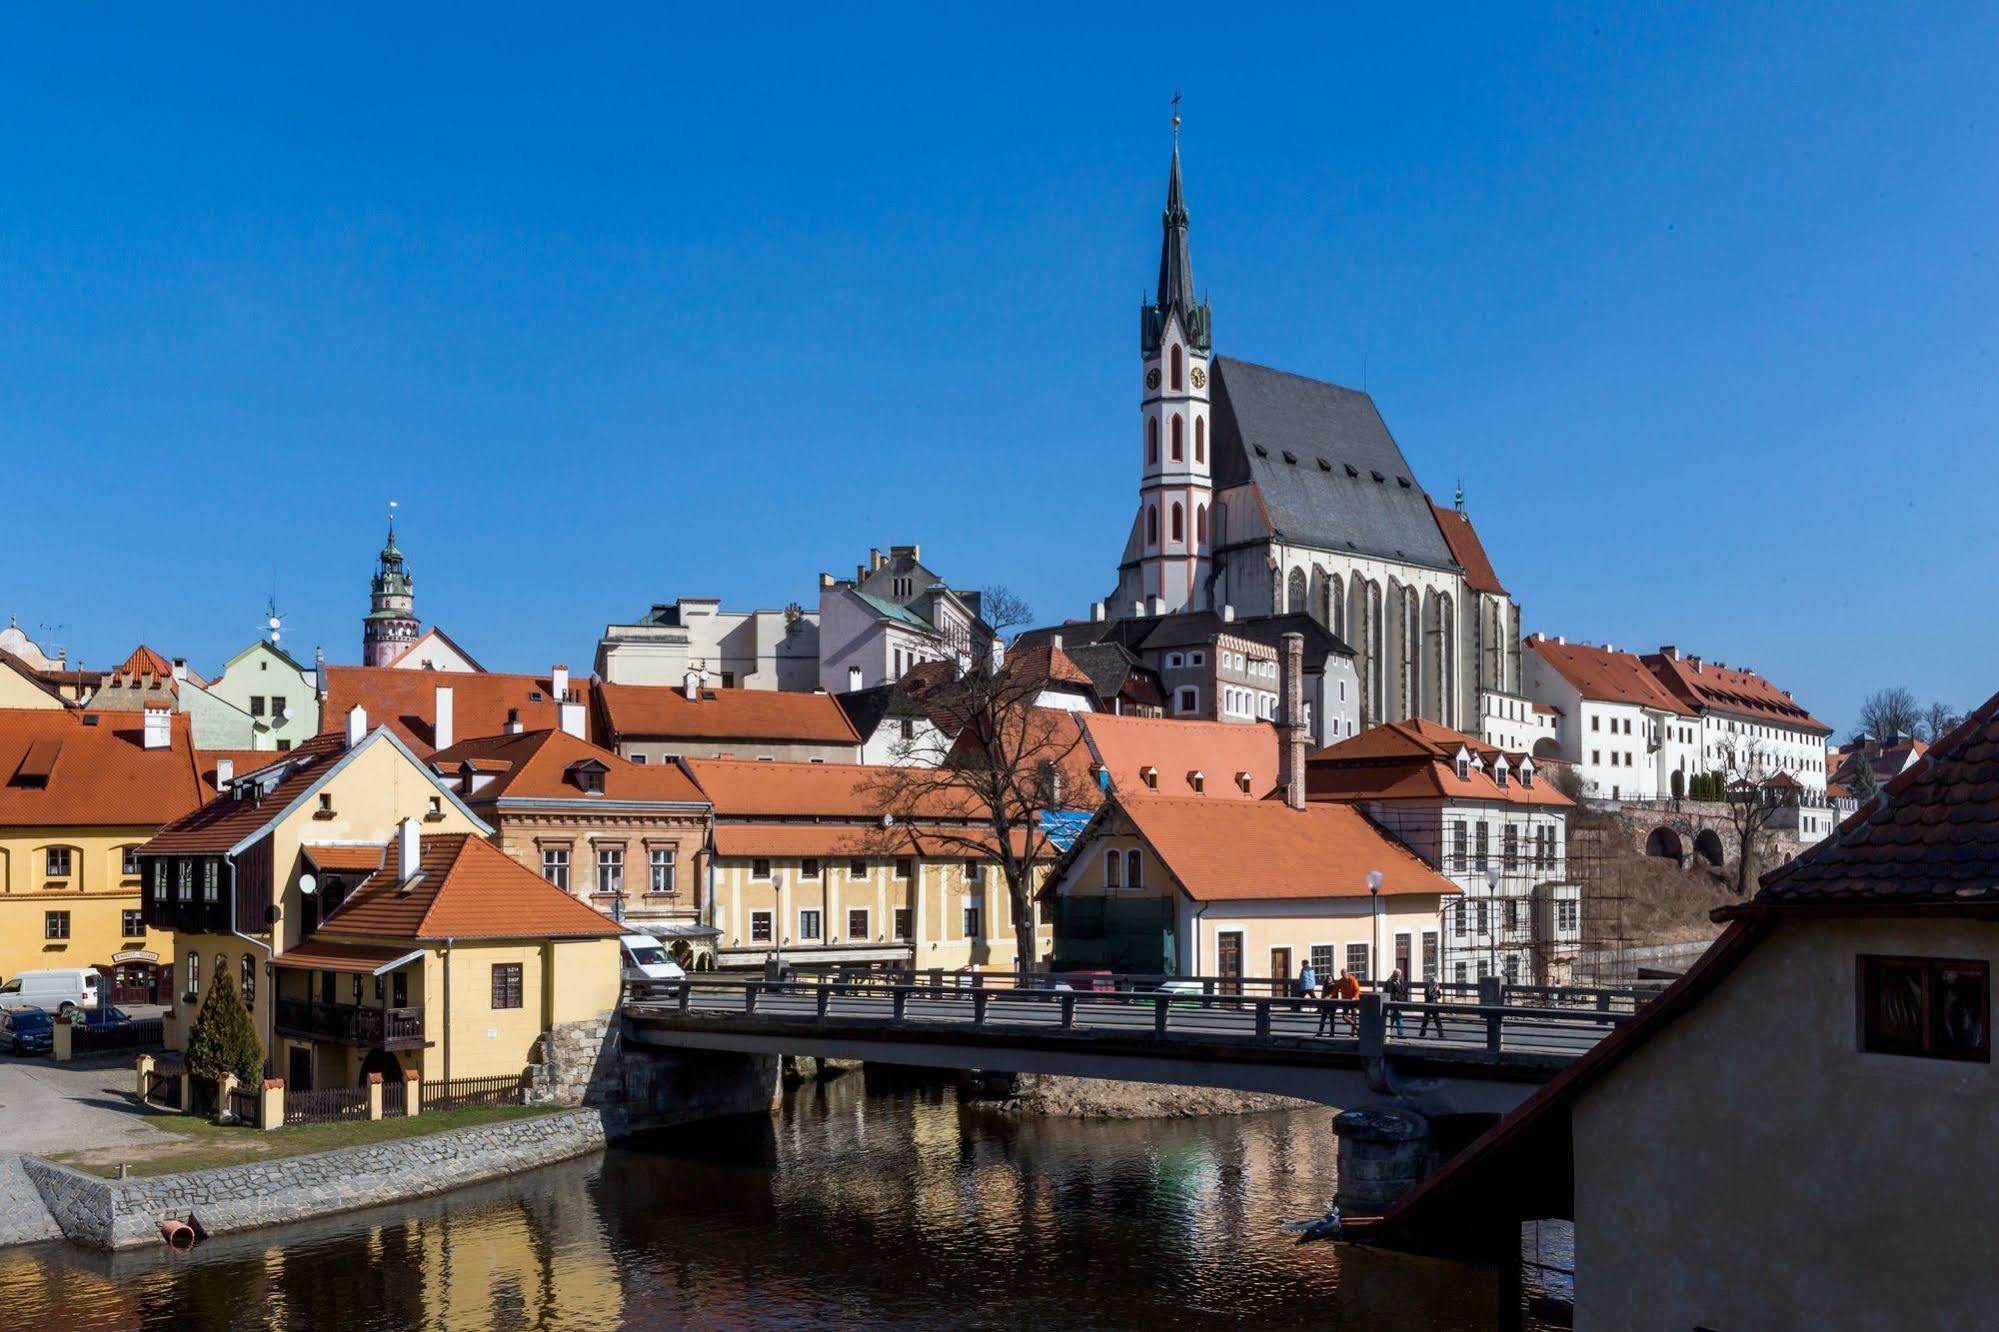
1142 105 1211 354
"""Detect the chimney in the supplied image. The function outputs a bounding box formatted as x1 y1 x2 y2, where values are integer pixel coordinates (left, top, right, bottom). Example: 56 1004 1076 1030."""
346 704 368 748
1689 655 1703 672
1147 595 1164 617
1661 645 1680 660
683 669 701 701
215 758 233 790
869 548 884 572
847 665 862 692
313 645 326 699
551 665 570 702
1278 632 1307 811
1091 602 1106 622
397 816 420 883
819 572 836 589
142 702 171 750
171 658 188 684
433 685 454 751
1133 601 1146 619
559 699 586 740
1051 634 1064 652
1554 635 1566 646
504 707 524 735
1222 604 1235 623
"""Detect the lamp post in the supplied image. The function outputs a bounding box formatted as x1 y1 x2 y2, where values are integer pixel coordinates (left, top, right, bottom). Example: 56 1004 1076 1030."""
1366 870 1384 988
1484 863 1502 986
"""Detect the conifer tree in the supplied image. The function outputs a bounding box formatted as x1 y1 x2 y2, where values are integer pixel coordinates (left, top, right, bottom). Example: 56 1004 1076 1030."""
185 969 263 1086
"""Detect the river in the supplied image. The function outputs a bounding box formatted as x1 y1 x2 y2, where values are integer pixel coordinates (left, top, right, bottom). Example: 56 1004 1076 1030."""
0 1072 1569 1329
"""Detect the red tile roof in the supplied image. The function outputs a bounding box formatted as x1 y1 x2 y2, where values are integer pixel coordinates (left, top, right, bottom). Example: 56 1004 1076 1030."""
110 644 176 683
431 729 707 804
323 666 591 754
711 826 881 859
302 844 388 873
1743 688 1999 909
1642 651 1828 734
196 749 284 794
1079 713 1281 800
683 757 968 819
1524 636 1690 715
1114 793 1463 902
144 732 354 854
321 832 622 941
1428 501 1507 595
271 938 415 974
595 682 860 747
0 708 206 828
1006 641 1098 694
1306 718 1572 808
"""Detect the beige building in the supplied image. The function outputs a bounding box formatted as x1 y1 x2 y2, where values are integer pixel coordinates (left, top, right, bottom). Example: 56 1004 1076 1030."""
431 727 715 966
685 758 1052 973
1356 686 1999 1330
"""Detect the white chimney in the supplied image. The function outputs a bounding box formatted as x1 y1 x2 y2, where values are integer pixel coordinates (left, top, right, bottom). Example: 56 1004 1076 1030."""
1133 601 1146 618
551 665 570 701
1091 602 1106 623
171 658 188 684
434 685 454 751
1554 635 1566 646
504 707 524 735
1050 634 1064 652
847 665 862 692
559 699 586 740
215 758 234 790
1661 645 1679 660
684 669 701 701
397 816 420 882
1223 604 1236 623
142 703 171 750
346 704 368 748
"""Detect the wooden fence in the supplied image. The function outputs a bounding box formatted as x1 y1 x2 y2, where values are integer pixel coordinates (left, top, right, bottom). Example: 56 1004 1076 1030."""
283 1085 370 1127
143 1067 182 1110
72 1017 165 1054
426 1074 524 1113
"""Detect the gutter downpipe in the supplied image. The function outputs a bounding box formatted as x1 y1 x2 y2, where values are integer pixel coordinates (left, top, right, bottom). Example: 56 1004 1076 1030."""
443 938 453 1088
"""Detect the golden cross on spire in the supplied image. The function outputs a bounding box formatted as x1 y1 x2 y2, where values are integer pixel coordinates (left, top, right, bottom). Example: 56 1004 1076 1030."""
1172 91 1182 139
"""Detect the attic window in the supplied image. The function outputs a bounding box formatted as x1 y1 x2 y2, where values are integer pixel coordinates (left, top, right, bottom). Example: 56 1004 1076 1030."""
569 761 608 794
1252 445 1268 458
1281 450 1298 464
1235 771 1253 793
1317 457 1332 471
1141 765 1159 790
81 715 99 727
1397 476 1411 488
1494 761 1509 789
1344 463 1359 478
1370 470 1385 483
1455 754 1470 781
1521 763 1535 789
528 691 544 702
1187 770 1205 793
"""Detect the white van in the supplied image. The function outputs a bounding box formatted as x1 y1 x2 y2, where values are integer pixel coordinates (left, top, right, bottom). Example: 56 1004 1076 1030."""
0 968 101 1013
619 933 686 994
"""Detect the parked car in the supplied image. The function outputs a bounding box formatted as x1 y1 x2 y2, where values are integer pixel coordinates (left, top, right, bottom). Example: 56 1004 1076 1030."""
619 933 687 996
70 1004 135 1034
1050 970 1117 992
0 1007 54 1056
0 968 100 1013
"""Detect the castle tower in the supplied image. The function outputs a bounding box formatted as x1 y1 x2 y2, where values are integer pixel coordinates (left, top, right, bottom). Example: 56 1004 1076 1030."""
362 510 420 667
1133 132 1214 615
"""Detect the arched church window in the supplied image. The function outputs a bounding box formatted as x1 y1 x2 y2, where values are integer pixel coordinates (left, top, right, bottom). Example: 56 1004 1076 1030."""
1171 503 1184 543
1196 504 1208 543
1171 345 1183 391
1195 415 1205 463
1147 417 1159 464
1171 416 1183 461
1287 569 1308 614
1147 505 1159 546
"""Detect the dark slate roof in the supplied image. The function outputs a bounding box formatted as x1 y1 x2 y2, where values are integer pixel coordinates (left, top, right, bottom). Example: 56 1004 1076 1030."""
1210 357 1459 570
1061 642 1168 709
1018 611 1351 667
1230 612 1355 661
1749 688 1999 908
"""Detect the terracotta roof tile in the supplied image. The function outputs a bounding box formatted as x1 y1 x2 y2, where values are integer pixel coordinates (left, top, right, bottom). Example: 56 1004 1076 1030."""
144 732 352 854
1080 713 1280 800
1525 637 1690 715
1643 652 1828 734
684 757 969 819
431 729 707 804
272 938 415 974
302 844 387 873
322 666 591 754
196 748 284 793
1428 501 1507 595
0 707 206 828
1307 719 1571 808
595 682 860 747
321 832 622 940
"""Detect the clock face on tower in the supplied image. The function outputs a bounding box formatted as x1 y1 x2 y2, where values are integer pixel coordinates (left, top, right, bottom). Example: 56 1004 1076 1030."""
1145 368 1161 390
1190 366 1206 389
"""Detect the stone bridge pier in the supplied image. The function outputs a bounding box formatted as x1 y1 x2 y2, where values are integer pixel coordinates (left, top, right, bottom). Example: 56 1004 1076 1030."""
526 1013 782 1134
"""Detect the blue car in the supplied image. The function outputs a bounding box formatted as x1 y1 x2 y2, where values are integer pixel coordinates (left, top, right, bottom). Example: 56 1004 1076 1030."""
0 1007 53 1056
72 1005 134 1033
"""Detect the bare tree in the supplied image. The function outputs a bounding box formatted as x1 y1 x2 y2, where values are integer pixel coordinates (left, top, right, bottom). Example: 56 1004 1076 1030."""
1713 736 1789 897
1856 686 1921 742
1921 701 1963 744
858 588 1093 975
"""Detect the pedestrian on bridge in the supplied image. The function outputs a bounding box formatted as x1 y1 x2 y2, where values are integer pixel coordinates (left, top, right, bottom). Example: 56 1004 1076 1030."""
1385 969 1408 1036
1417 973 1443 1039
1296 960 1317 1003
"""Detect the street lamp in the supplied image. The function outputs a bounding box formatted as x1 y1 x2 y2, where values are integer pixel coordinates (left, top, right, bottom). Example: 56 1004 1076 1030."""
1485 863 1502 986
1366 870 1384 987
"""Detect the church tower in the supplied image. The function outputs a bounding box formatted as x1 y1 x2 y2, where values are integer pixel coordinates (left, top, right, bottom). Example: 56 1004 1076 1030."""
1133 130 1214 615
361 511 420 667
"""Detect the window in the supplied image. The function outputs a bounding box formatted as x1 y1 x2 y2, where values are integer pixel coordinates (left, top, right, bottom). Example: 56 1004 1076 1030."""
1590 716 1599 732
1170 415 1183 461
1195 415 1205 462
242 954 256 1005
44 847 71 877
962 903 982 938
1859 955 1988 1062
1345 943 1371 983
631 754 648 764
250 695 266 717
750 911 773 944
317 792 333 816
1503 826 1519 869
1453 903 1467 939
1147 505 1159 546
649 848 676 894
491 963 524 1010
44 910 70 940
1503 954 1521 986
1474 822 1489 869
848 908 870 940
152 861 165 900
1475 900 1490 933
596 846 624 894
202 860 219 902
893 907 912 941
1176 686 1199 715
122 846 141 876
185 952 199 996
1166 652 1185 669
1557 900 1579 933
1170 502 1184 542
1309 944 1337 977
1104 850 1122 889
1147 416 1159 463
969 861 987 888
1125 849 1143 890
1455 962 1469 983
800 857 821 880
1189 650 1205 667
427 795 442 818
542 847 570 891
1455 754 1470 781
122 909 144 937
177 861 192 901
1170 344 1183 390
752 858 773 880
1196 504 1208 542
848 859 869 879
1449 822 1467 870
1421 931 1440 982
799 909 822 941
895 857 913 880
271 695 287 719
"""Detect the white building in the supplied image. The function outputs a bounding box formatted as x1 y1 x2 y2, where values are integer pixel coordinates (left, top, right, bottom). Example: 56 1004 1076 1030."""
1522 635 1702 802
817 545 989 694
1642 645 1834 796
596 597 820 692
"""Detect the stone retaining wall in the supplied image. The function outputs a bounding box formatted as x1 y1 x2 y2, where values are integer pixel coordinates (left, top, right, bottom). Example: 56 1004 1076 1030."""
978 1072 1319 1118
23 1108 614 1251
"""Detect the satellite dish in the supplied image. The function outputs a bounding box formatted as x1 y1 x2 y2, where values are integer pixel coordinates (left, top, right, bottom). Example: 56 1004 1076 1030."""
298 874 317 896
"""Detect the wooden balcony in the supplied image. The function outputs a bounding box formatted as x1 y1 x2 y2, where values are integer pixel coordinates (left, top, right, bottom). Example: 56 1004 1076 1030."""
274 998 425 1051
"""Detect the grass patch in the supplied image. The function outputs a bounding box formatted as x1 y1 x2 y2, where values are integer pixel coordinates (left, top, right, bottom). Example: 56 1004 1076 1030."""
52 1103 560 1178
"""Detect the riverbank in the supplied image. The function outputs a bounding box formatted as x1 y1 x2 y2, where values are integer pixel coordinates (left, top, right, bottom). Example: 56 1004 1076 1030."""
22 1106 611 1250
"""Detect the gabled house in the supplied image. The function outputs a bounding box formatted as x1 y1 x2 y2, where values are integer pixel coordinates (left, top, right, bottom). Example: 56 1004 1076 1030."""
204 639 322 748
322 664 590 755
594 679 860 765
817 545 992 694
0 651 72 710
430 728 715 966
1522 634 1698 801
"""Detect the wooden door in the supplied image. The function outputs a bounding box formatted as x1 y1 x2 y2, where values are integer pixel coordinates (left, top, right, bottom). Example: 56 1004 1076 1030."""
1217 931 1243 996
287 1045 313 1092
1269 948 1292 999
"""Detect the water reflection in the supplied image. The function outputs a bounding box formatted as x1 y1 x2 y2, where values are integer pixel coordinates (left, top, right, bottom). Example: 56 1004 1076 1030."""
0 1073 1546 1330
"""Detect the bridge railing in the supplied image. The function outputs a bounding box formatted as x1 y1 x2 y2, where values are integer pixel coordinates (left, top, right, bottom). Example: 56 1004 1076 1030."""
624 974 1634 1061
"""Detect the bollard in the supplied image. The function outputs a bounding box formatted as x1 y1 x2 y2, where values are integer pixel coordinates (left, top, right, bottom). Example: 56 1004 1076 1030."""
1060 993 1076 1029
1255 1000 1272 1039
366 1072 385 1121
893 986 909 1021
816 985 831 1020
260 1077 285 1131
744 982 759 1015
53 1014 72 1062
405 1069 422 1117
1357 993 1385 1056
678 982 692 1013
135 1052 155 1100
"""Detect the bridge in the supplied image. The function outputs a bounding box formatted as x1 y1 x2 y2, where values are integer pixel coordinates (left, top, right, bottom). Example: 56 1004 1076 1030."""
621 973 1648 1118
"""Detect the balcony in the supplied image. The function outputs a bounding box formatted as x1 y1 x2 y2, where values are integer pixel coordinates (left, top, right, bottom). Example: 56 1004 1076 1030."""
274 998 425 1051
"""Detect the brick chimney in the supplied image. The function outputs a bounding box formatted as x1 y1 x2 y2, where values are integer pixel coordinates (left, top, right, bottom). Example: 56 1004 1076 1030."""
1278 632 1307 811
433 685 454 751
504 707 523 735
142 702 171 750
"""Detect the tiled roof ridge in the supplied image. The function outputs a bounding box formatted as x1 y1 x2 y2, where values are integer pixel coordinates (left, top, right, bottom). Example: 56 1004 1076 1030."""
409 832 477 936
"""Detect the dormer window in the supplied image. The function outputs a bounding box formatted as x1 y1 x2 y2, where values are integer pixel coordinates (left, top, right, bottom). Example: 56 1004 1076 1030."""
1141 766 1159 790
1187 770 1204 794
568 760 609 794
1454 748 1471 782
1494 760 1509 790
1235 771 1253 794
1520 761 1535 789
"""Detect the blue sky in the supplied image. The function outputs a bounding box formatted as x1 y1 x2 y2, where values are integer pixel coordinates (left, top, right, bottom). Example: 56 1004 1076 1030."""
3 5 1992 733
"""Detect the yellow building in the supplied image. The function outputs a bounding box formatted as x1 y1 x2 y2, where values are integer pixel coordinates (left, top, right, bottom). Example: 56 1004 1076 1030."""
685 758 1054 973
0 703 205 999
141 714 620 1089
0 654 71 710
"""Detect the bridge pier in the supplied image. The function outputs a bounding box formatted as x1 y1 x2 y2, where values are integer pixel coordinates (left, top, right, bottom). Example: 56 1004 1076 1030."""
617 1046 782 1132
1333 1107 1440 1217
